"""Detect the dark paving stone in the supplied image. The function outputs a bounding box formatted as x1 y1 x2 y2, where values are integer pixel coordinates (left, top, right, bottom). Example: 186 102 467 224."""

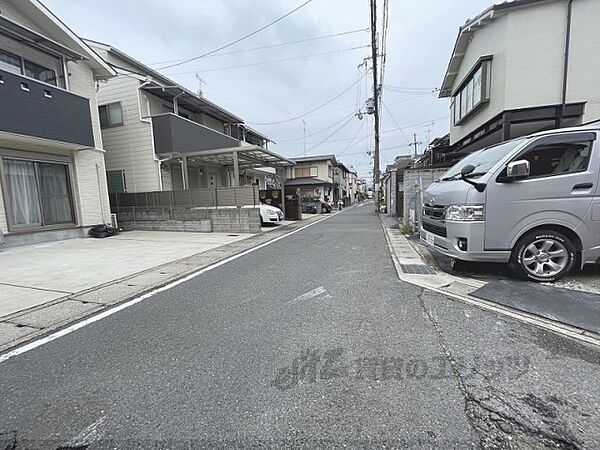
471 279 600 334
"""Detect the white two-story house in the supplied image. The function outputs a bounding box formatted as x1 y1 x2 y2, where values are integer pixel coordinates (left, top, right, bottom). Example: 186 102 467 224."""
85 41 288 197
439 0 600 160
0 0 115 246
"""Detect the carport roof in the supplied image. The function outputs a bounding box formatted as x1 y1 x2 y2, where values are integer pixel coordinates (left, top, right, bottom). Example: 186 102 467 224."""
166 145 295 170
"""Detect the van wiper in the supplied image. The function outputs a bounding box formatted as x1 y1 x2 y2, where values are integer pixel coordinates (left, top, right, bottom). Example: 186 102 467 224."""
463 171 487 179
440 171 486 182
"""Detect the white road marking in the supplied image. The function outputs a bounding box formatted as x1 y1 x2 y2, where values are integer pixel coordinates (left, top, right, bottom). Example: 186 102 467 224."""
289 286 331 304
68 415 105 446
0 209 350 364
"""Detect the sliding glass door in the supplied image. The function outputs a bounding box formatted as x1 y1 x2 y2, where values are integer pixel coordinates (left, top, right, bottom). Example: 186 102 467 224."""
3 158 74 229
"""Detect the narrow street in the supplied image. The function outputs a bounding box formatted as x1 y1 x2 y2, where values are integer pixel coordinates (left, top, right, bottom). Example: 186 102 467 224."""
1 205 599 449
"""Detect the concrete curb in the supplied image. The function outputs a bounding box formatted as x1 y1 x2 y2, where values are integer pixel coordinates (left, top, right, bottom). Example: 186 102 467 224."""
0 215 325 354
379 217 600 348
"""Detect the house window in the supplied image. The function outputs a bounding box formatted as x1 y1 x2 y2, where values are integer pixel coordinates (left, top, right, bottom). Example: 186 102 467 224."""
99 102 123 128
106 170 126 193
3 158 74 229
295 166 318 178
0 49 21 75
452 58 492 125
24 60 57 86
0 49 58 86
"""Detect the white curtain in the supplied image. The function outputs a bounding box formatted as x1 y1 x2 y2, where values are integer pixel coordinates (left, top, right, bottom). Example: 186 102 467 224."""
39 163 73 224
5 159 41 225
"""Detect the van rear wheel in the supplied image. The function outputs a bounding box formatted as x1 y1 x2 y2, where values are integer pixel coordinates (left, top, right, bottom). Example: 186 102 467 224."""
509 229 576 282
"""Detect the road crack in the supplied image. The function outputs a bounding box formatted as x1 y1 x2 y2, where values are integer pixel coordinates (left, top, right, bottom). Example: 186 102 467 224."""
416 288 581 449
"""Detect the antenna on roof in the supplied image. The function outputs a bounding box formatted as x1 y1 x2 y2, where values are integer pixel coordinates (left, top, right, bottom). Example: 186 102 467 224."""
195 73 205 97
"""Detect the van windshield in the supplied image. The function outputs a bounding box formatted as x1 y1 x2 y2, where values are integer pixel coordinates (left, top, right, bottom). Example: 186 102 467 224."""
439 138 526 181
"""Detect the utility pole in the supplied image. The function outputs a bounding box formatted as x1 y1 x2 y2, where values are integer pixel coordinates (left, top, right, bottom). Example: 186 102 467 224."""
302 119 307 156
369 0 381 213
409 133 422 158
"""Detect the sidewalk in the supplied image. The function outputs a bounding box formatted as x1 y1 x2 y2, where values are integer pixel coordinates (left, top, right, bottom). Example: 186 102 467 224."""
381 221 600 347
0 215 325 353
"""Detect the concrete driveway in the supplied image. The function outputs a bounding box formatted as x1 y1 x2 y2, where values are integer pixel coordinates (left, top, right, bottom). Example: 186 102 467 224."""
0 231 252 317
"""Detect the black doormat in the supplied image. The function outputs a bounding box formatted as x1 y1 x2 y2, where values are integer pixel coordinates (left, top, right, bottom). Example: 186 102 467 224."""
471 280 600 334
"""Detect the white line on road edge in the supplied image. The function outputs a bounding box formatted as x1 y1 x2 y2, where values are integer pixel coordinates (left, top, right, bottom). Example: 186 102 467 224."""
380 222 600 348
0 208 352 364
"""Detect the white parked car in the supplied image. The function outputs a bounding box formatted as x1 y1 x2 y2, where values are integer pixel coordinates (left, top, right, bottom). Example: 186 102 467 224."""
259 203 284 225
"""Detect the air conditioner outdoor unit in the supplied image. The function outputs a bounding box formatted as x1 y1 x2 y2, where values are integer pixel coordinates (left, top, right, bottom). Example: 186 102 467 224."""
109 213 118 229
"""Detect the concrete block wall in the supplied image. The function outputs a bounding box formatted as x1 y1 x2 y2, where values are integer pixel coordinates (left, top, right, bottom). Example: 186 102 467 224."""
402 169 447 225
115 207 261 234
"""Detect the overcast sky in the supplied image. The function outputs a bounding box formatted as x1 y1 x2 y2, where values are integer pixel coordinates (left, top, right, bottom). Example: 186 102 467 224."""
46 0 493 178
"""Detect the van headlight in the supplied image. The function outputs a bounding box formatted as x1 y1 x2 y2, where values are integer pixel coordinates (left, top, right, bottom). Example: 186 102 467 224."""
445 204 485 221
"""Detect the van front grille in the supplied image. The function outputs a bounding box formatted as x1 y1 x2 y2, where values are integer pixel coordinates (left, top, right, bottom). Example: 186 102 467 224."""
422 221 447 237
423 204 446 220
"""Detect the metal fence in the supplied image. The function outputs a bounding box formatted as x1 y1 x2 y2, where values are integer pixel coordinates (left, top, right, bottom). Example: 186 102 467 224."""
109 186 258 210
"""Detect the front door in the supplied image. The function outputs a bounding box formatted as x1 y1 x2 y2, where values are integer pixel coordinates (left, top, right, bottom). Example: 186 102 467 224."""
484 132 598 250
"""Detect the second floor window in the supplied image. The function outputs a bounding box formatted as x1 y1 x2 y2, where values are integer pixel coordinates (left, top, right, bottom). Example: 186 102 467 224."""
0 49 57 86
295 166 318 178
99 102 124 128
451 58 491 125
0 50 21 75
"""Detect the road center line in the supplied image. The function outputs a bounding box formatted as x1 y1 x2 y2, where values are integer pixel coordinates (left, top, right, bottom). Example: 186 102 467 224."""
0 209 348 364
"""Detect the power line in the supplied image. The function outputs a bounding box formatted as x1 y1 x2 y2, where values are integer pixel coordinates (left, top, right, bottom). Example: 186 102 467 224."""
274 113 357 143
382 101 411 144
301 115 356 154
157 0 314 70
338 119 367 156
247 72 368 126
384 84 437 91
147 28 370 66
275 115 449 146
163 45 370 75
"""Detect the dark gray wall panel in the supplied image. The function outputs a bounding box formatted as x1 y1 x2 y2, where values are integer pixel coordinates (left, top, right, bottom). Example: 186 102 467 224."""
152 114 238 154
0 69 94 147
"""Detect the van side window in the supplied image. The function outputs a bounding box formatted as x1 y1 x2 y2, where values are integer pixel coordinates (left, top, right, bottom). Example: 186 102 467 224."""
520 141 593 178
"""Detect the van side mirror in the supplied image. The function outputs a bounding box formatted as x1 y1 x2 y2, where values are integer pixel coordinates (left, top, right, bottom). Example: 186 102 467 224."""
506 159 530 179
459 164 486 192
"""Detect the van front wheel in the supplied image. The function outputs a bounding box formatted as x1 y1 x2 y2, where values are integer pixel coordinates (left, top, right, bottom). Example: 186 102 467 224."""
509 230 576 282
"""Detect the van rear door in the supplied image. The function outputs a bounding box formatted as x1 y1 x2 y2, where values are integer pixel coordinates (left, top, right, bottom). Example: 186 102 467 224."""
484 132 598 251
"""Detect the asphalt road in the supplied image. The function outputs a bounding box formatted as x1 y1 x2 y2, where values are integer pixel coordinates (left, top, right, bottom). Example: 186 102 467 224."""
1 204 600 449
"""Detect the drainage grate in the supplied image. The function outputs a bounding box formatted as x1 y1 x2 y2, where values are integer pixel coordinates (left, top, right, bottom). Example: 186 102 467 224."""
400 264 436 275
227 234 239 237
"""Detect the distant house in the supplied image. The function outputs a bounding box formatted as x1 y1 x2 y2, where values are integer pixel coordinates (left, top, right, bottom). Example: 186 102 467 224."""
85 41 290 194
0 0 116 246
287 155 337 203
439 0 600 162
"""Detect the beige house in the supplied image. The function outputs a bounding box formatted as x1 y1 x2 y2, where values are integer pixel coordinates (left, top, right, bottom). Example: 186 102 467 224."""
85 41 282 196
287 155 337 202
439 0 600 160
0 0 115 246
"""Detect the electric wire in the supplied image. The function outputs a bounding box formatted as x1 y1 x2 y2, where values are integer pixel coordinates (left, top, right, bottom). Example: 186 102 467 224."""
163 45 370 75
157 0 314 70
247 72 368 126
147 28 370 66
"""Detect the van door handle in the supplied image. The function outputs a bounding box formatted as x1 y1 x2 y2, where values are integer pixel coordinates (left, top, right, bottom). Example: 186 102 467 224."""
572 183 593 190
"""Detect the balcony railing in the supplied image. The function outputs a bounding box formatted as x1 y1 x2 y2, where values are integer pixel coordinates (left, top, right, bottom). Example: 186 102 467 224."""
0 69 94 147
151 113 239 155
